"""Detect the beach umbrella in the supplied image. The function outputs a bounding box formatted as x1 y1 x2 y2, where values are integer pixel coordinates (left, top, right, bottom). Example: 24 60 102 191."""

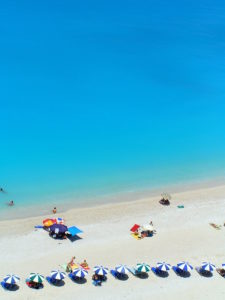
136 263 150 273
49 224 68 234
201 262 216 272
43 218 56 227
222 264 225 270
56 217 64 224
177 262 193 272
93 266 109 276
115 265 130 274
142 224 154 231
29 273 44 283
156 262 171 271
50 270 66 280
3 274 20 284
72 268 88 278
161 192 171 200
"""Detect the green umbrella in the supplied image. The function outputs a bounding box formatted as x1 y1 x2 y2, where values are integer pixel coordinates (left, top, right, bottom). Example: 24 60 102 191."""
136 263 151 273
29 273 44 283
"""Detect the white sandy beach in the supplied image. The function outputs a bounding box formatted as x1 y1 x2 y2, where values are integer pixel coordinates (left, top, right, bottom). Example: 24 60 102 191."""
0 184 225 300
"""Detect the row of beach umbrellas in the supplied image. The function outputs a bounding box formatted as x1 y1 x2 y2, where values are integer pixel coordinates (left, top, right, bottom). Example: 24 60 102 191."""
1 262 224 288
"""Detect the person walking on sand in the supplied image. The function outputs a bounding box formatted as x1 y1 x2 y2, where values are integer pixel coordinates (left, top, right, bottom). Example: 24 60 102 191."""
52 207 57 214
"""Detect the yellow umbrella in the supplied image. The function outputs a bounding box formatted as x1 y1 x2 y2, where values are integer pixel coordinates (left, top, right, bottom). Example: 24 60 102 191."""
43 219 55 227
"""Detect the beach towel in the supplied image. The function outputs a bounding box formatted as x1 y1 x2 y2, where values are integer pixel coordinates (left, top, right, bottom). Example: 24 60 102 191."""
80 264 90 270
209 223 221 230
131 233 141 240
61 263 79 272
34 225 43 229
130 224 140 232
67 226 83 237
177 205 184 208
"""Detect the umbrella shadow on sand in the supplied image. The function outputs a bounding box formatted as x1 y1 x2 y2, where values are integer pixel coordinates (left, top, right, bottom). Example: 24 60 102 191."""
195 267 213 278
1 282 19 291
46 277 65 287
67 235 83 243
133 272 149 279
151 268 169 278
172 267 191 278
69 276 87 284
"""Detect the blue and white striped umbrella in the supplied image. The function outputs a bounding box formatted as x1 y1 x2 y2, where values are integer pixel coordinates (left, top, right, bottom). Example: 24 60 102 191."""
94 266 109 276
72 267 88 278
201 262 216 272
115 265 130 274
3 274 20 285
50 270 66 280
156 262 171 271
177 262 193 272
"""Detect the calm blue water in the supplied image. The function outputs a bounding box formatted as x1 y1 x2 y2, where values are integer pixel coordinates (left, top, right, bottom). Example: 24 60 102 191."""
1 0 225 214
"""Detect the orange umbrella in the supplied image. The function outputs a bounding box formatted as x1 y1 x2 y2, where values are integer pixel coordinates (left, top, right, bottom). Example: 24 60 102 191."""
43 218 56 227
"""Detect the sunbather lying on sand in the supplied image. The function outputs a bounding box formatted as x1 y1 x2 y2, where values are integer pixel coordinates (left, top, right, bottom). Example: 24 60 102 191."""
80 259 89 268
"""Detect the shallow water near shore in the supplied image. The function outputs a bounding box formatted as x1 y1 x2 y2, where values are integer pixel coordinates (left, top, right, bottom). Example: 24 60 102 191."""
1 0 225 219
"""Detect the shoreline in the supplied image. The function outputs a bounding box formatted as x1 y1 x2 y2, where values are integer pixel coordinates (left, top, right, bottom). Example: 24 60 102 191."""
0 179 225 235
0 176 225 223
0 180 225 299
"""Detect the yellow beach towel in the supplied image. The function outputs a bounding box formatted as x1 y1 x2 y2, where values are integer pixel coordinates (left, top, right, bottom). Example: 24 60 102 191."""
131 233 142 240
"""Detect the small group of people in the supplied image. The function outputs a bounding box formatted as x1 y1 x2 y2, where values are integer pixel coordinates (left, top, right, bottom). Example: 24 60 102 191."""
66 257 89 273
137 221 154 239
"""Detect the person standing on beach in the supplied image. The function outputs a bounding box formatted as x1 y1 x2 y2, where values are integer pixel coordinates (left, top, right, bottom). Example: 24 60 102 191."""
52 207 57 214
67 256 76 272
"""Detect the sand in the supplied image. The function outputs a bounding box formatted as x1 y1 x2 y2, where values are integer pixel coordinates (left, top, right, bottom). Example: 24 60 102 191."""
0 183 225 300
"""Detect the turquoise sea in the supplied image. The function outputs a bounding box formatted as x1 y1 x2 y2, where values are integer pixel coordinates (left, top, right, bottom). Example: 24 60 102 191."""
1 0 225 218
